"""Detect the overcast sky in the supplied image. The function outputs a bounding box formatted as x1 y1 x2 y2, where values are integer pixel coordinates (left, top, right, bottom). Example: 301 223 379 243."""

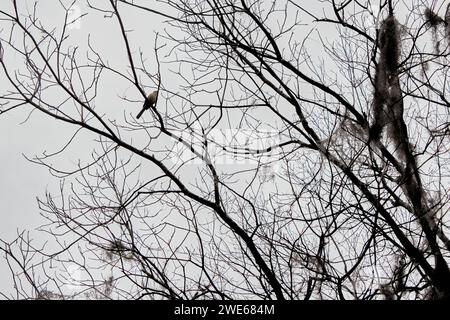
0 0 440 299
0 0 169 295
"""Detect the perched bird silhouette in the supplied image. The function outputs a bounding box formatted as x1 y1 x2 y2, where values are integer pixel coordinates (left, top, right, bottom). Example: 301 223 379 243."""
137 90 158 119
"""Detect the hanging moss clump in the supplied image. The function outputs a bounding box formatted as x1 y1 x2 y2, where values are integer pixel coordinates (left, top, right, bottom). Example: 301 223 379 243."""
370 16 400 140
379 16 401 74
425 7 445 53
370 13 410 161
425 8 444 27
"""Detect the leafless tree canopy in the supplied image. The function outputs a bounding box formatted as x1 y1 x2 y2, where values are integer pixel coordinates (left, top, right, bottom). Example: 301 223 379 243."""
1 0 450 300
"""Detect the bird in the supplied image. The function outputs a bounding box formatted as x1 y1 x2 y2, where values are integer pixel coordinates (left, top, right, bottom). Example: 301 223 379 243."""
137 90 158 119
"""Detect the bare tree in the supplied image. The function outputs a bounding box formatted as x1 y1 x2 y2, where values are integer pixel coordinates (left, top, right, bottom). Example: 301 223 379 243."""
1 0 450 300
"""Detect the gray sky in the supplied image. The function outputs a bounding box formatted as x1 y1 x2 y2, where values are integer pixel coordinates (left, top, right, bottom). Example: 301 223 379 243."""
0 0 167 295
0 0 442 299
